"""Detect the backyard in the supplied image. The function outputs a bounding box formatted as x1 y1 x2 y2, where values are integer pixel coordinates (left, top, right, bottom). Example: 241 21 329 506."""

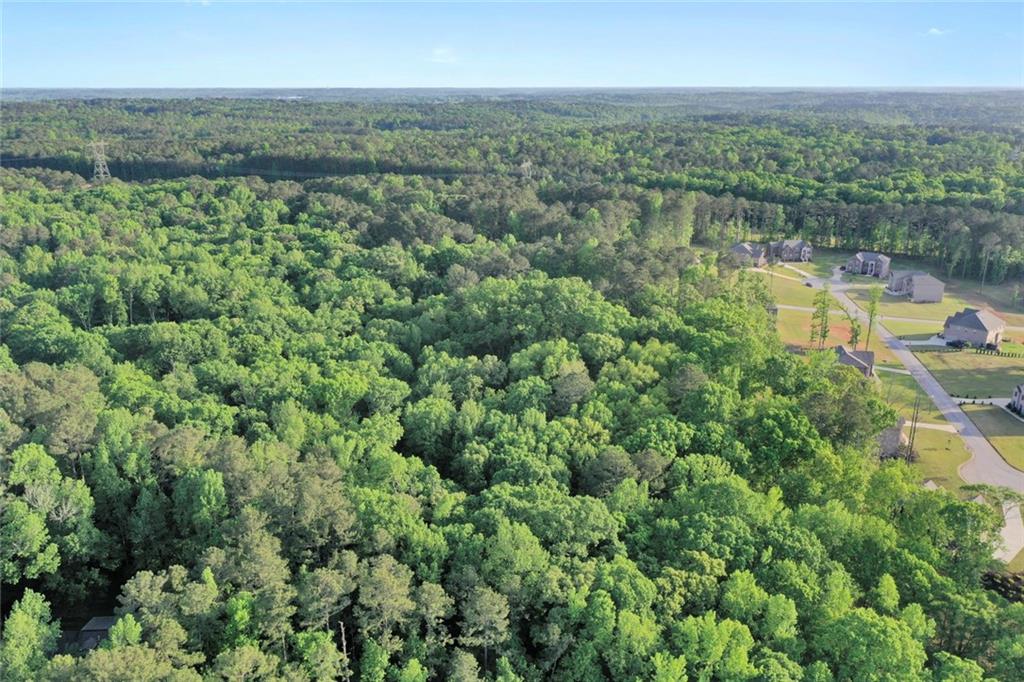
842 259 1024 326
880 318 942 340
910 426 972 492
775 308 901 365
913 350 1024 398
751 270 835 308
962 404 1024 473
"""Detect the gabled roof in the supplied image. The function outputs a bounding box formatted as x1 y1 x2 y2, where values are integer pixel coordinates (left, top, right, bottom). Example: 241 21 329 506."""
890 269 928 280
730 242 766 258
944 307 1005 332
836 345 875 374
772 239 810 249
911 273 944 288
852 251 891 265
82 616 119 631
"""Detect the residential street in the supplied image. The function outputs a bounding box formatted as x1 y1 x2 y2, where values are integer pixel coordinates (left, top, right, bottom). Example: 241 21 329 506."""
790 264 1024 562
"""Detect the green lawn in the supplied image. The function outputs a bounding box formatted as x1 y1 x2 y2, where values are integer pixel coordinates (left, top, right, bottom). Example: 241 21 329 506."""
1001 340 1024 354
910 426 971 492
878 372 946 424
1006 547 1024 573
846 288 965 322
881 319 942 339
840 255 1024 326
752 271 831 308
766 248 851 279
962 404 1024 473
776 308 900 365
914 351 1024 398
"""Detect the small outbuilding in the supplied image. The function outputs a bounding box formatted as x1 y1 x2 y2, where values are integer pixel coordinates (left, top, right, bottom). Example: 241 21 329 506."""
878 417 909 459
77 616 118 650
836 345 875 378
943 308 1006 348
846 252 892 278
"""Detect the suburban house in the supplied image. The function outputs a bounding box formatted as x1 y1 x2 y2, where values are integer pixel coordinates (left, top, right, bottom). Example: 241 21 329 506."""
768 239 813 263
836 345 875 378
729 242 768 267
886 270 945 303
1011 384 1024 416
846 251 892 278
943 308 1006 348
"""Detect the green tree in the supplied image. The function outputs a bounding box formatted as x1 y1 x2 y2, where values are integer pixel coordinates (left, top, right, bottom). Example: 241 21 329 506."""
810 284 832 350
0 589 60 681
865 284 883 349
459 586 510 670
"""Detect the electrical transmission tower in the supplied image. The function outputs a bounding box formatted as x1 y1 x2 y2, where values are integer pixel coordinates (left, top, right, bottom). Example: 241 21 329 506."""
90 141 112 183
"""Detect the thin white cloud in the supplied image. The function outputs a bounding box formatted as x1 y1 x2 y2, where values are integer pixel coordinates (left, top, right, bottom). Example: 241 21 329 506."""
926 27 951 37
429 47 458 65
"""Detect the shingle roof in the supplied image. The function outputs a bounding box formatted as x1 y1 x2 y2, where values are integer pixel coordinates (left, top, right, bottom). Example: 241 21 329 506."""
891 269 928 280
852 251 891 265
730 242 766 258
82 616 119 631
836 345 875 374
911 274 944 288
944 308 1005 332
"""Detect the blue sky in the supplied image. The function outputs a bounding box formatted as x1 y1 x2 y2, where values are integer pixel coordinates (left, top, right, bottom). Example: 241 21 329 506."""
3 2 1022 88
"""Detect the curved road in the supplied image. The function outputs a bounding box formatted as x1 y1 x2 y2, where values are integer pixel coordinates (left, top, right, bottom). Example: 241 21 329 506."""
789 264 1024 562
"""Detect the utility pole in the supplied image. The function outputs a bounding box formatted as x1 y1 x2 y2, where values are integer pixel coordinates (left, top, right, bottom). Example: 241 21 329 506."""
907 396 922 462
90 141 112 183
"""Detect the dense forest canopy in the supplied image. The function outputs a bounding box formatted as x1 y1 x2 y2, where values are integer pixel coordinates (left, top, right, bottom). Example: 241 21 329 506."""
1 91 1023 681
5 90 1024 283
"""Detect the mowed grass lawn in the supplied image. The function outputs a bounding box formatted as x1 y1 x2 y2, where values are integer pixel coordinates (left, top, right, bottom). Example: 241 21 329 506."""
914 350 1024 398
842 257 1024 326
962 404 1024 473
878 371 947 424
910 426 971 492
877 373 971 492
765 248 850 279
846 288 965 322
1007 548 1024 573
881 319 942 340
776 308 900 365
751 271 834 308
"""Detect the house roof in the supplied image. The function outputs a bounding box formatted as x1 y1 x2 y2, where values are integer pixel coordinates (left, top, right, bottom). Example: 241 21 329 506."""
851 251 891 265
730 242 766 258
923 480 940 491
836 345 875 373
944 307 1005 332
772 239 810 249
82 616 119 631
890 269 928 280
911 273 944 288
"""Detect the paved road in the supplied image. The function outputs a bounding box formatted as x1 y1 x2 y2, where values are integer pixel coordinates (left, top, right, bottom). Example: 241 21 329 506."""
800 265 1024 562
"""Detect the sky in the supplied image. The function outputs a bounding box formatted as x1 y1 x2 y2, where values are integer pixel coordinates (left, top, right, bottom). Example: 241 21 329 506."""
2 1 1022 88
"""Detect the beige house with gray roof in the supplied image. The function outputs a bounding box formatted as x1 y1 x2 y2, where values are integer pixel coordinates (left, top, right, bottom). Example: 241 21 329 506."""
943 308 1006 347
886 270 945 303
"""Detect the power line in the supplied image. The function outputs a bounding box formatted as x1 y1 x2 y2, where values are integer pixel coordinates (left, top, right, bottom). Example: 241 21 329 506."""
90 141 112 183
